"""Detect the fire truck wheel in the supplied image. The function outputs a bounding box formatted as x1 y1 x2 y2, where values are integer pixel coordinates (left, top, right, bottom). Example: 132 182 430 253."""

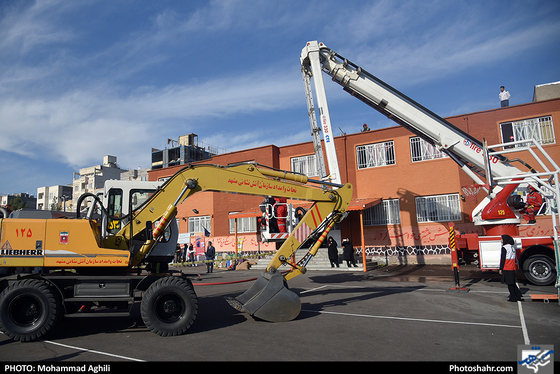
522 255 555 286
0 279 62 342
141 276 198 337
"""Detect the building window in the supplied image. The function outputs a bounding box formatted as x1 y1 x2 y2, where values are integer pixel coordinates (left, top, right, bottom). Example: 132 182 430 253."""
364 199 401 225
291 154 320 177
229 216 257 233
415 194 461 223
188 215 211 235
357 141 395 169
500 115 555 147
410 137 448 162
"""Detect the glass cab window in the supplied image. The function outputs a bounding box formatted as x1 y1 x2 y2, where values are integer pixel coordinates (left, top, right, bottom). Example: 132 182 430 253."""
107 188 123 234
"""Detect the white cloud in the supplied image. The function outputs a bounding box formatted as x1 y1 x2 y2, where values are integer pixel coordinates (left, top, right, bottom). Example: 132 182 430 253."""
0 0 74 55
325 1 560 87
0 67 304 170
0 0 558 196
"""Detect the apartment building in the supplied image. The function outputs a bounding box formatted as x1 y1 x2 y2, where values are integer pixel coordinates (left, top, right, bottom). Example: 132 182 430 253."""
151 133 220 170
71 155 125 210
36 185 72 211
149 96 559 264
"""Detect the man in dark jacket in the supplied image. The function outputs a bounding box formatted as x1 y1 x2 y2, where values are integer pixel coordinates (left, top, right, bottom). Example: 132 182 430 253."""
205 241 216 273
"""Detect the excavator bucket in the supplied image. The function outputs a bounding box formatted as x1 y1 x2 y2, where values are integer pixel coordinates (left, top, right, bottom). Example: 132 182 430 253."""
227 268 301 322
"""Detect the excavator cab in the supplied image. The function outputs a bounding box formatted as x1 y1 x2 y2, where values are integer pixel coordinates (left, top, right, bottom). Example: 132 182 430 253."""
77 180 179 266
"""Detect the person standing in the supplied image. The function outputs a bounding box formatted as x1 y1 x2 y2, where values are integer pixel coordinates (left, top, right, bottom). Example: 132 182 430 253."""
275 198 288 233
521 185 543 224
187 243 195 266
499 86 511 107
174 244 182 264
342 238 357 267
205 241 216 273
499 235 523 302
327 236 339 268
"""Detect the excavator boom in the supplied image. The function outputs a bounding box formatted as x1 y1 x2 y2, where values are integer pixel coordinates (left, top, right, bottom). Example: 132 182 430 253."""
120 163 353 322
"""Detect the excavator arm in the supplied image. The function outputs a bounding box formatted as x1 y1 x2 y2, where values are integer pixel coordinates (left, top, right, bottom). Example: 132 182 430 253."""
105 163 352 322
110 163 352 266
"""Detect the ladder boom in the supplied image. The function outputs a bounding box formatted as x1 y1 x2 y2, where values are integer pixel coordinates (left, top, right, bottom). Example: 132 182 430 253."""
300 41 523 181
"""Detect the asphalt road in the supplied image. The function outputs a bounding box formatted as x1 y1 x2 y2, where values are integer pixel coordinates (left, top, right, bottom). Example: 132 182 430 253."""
0 264 558 367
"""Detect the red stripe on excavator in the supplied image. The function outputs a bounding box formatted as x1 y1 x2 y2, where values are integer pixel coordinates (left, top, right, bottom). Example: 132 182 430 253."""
311 205 322 227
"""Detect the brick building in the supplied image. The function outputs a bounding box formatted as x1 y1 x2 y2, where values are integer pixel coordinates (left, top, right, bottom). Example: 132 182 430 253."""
148 97 560 265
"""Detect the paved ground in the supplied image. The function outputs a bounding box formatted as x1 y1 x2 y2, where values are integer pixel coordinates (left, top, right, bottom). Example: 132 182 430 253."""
0 264 558 366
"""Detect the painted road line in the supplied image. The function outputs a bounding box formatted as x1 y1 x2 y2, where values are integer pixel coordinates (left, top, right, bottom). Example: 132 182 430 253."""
516 281 531 345
301 309 522 329
40 339 146 362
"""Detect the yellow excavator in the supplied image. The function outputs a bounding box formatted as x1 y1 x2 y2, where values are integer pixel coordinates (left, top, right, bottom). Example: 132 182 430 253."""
0 163 352 341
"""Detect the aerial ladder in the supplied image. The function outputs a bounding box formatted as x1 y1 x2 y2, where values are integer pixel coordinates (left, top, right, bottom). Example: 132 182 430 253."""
300 41 559 289
258 65 343 243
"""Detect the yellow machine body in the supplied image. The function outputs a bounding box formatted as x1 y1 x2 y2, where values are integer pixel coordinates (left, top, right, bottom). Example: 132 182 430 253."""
0 218 130 268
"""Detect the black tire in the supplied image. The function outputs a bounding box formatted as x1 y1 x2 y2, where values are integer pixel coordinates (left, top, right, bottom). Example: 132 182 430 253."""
522 255 556 286
141 277 198 337
0 279 61 342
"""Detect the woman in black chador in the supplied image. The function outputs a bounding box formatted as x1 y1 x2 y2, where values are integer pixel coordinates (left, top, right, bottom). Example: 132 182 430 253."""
342 238 357 268
327 236 339 268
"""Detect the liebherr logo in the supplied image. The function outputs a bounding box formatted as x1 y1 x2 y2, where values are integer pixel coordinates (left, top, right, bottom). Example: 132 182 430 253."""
0 241 43 256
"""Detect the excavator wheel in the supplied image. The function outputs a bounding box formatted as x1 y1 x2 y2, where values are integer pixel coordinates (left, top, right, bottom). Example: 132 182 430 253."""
141 276 198 337
0 279 62 342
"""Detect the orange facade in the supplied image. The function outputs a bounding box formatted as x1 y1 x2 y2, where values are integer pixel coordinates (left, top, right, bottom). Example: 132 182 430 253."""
149 98 560 264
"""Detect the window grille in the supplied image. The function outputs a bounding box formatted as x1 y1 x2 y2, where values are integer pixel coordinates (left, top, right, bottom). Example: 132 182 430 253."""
357 141 395 169
364 199 401 225
501 115 555 147
188 215 211 235
415 194 461 223
291 154 320 177
229 216 257 233
410 137 448 162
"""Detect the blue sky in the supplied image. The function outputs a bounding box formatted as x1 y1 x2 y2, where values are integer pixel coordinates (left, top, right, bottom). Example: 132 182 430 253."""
1 0 559 196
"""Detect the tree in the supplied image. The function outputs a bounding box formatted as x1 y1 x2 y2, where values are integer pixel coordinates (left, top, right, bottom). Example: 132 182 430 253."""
10 196 28 210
